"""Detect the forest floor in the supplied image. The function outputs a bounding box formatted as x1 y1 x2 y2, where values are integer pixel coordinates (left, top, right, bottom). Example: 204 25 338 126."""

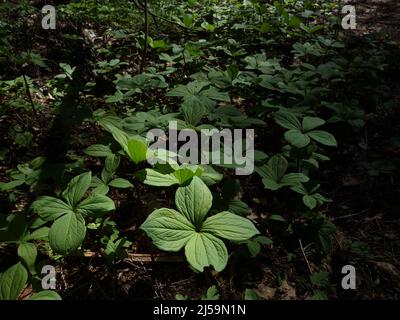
347 0 400 41
57 1 400 300
1 1 399 300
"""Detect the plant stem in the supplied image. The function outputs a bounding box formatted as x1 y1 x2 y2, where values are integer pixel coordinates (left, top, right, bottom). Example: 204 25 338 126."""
140 0 149 73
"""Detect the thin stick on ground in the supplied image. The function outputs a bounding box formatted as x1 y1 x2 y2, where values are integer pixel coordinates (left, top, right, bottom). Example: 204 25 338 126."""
299 238 313 274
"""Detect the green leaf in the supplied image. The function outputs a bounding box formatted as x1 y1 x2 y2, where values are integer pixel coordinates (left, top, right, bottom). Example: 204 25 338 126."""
244 288 259 300
303 195 317 209
202 211 259 241
308 130 337 147
261 178 281 190
76 195 115 216
0 262 28 300
136 169 179 187
202 285 220 300
127 138 148 164
23 227 49 241
302 117 325 132
184 233 228 272
268 154 288 181
93 184 110 195
200 165 223 186
202 87 230 102
17 242 37 273
28 290 62 300
181 101 207 125
62 172 92 207
101 168 112 184
228 199 249 216
270 214 286 222
246 240 261 257
31 196 73 221
0 179 25 191
48 212 86 254
274 112 302 130
173 166 201 185
109 178 133 188
140 208 195 251
285 129 311 148
105 154 120 174
85 144 112 157
183 14 193 27
280 173 310 186
175 177 213 227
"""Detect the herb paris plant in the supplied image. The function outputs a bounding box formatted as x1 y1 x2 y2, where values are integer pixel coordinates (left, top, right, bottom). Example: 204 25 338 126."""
141 176 260 272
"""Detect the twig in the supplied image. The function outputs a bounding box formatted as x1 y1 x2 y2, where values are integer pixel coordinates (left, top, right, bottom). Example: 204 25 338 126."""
140 0 149 73
299 238 313 274
331 209 369 221
83 250 184 263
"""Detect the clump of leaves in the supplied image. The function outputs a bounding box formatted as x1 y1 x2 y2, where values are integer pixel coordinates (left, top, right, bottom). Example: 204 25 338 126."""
274 112 337 148
31 172 115 254
141 177 259 272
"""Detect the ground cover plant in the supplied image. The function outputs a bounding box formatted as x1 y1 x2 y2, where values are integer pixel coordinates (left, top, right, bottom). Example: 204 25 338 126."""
0 0 399 300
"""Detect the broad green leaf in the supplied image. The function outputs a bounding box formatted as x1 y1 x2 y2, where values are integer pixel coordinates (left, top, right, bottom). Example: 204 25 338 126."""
202 87 230 102
31 196 73 221
140 208 195 251
302 117 325 132
101 168 112 184
105 154 120 174
109 126 130 154
84 144 112 157
303 195 317 209
28 290 62 300
246 240 261 257
228 199 249 216
17 242 37 273
181 101 207 125
109 178 133 188
280 173 310 185
136 169 179 187
166 84 190 97
274 112 302 130
62 172 92 207
262 178 281 191
0 180 24 191
285 129 311 148
93 184 110 195
184 233 228 272
0 262 28 300
267 154 288 181
23 227 49 241
76 195 115 216
202 285 219 300
200 165 223 186
173 166 202 185
127 138 148 164
49 212 86 254
308 130 337 147
202 211 259 241
175 177 212 227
